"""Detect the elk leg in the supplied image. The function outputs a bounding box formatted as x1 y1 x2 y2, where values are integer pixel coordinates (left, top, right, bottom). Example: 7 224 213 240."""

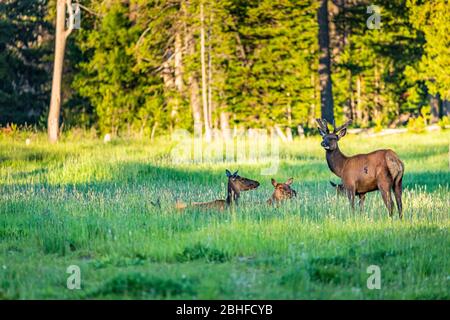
379 185 394 217
358 193 366 212
346 187 356 211
393 177 403 219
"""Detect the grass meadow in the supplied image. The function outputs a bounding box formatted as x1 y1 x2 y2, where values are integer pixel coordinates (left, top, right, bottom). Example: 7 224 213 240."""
0 130 449 299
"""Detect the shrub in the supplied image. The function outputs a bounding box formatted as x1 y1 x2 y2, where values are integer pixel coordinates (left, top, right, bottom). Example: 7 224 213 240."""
438 116 450 130
407 116 426 133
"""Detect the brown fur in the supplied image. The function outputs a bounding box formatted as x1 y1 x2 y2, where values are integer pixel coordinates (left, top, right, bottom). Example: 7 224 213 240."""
317 119 404 218
176 170 260 211
267 178 297 205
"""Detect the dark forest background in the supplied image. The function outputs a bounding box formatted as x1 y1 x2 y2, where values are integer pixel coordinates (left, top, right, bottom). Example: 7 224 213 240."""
1 0 449 139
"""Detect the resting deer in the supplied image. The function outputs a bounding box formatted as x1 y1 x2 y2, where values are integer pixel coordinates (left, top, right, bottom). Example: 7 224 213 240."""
267 178 297 205
316 119 404 218
176 170 260 211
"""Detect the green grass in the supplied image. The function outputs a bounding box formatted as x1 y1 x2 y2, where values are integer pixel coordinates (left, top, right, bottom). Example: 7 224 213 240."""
0 130 449 299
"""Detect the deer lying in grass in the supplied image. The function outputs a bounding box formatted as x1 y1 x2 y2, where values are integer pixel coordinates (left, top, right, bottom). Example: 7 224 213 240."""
176 170 260 211
317 119 405 218
267 178 297 205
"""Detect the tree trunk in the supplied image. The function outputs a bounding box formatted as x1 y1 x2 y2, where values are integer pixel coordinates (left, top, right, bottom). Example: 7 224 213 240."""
174 31 184 93
183 2 202 134
200 2 211 141
274 125 288 143
286 103 293 142
356 74 362 125
207 12 214 129
429 93 441 123
162 58 175 130
48 0 73 143
220 111 231 140
172 30 183 129
317 0 335 123
348 70 355 121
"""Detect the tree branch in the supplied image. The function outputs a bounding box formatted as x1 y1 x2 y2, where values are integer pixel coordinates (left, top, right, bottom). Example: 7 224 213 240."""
77 3 103 17
64 0 74 39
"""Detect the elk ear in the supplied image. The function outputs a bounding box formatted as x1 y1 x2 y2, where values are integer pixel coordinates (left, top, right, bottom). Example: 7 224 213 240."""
337 128 347 139
226 169 232 177
286 178 294 185
271 178 277 187
330 181 337 187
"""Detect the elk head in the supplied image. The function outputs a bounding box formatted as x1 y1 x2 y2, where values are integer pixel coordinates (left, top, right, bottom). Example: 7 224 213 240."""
225 169 260 192
316 119 352 151
268 178 297 204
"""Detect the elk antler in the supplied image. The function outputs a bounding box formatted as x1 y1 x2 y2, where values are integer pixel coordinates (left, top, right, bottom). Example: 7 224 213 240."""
333 120 352 133
316 119 330 134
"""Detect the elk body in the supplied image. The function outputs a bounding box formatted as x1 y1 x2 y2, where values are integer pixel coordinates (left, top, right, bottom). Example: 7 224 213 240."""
176 170 260 211
317 119 405 218
267 178 297 205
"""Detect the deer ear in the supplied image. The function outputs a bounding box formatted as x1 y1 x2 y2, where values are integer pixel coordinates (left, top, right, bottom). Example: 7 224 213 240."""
286 178 294 185
271 178 277 187
337 128 347 139
233 170 239 177
226 169 232 177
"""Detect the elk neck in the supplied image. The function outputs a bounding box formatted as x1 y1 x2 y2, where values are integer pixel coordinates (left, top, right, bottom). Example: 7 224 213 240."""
226 181 240 206
325 145 348 178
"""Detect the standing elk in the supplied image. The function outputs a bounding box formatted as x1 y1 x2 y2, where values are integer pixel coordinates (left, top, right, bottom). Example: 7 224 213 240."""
267 178 297 205
176 169 260 210
316 119 405 218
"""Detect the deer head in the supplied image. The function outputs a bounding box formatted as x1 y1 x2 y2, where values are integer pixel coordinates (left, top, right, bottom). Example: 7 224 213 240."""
316 119 352 151
225 169 260 192
268 178 297 204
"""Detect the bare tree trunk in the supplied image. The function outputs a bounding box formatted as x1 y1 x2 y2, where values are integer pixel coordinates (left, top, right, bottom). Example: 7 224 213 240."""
286 103 293 142
172 30 184 129
274 125 288 143
183 1 202 134
162 58 175 130
318 0 335 123
189 69 201 131
174 31 184 93
207 12 213 130
47 0 74 143
220 111 231 140
200 2 211 141
356 74 362 125
429 94 441 124
150 121 158 141
348 71 355 120
374 60 381 121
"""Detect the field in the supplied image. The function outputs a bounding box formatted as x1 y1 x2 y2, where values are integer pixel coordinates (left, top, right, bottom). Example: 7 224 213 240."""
0 130 449 299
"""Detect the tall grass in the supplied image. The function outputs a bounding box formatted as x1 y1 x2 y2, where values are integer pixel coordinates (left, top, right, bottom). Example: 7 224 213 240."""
0 131 449 299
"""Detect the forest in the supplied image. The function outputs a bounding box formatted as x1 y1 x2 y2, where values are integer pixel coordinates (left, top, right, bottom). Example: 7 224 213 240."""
1 0 449 140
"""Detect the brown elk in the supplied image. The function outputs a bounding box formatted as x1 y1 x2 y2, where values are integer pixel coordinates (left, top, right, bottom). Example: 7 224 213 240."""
316 119 405 218
267 178 297 205
176 170 260 210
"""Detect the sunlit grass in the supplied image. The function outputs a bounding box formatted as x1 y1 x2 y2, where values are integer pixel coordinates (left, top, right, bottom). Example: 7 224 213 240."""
0 130 449 299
